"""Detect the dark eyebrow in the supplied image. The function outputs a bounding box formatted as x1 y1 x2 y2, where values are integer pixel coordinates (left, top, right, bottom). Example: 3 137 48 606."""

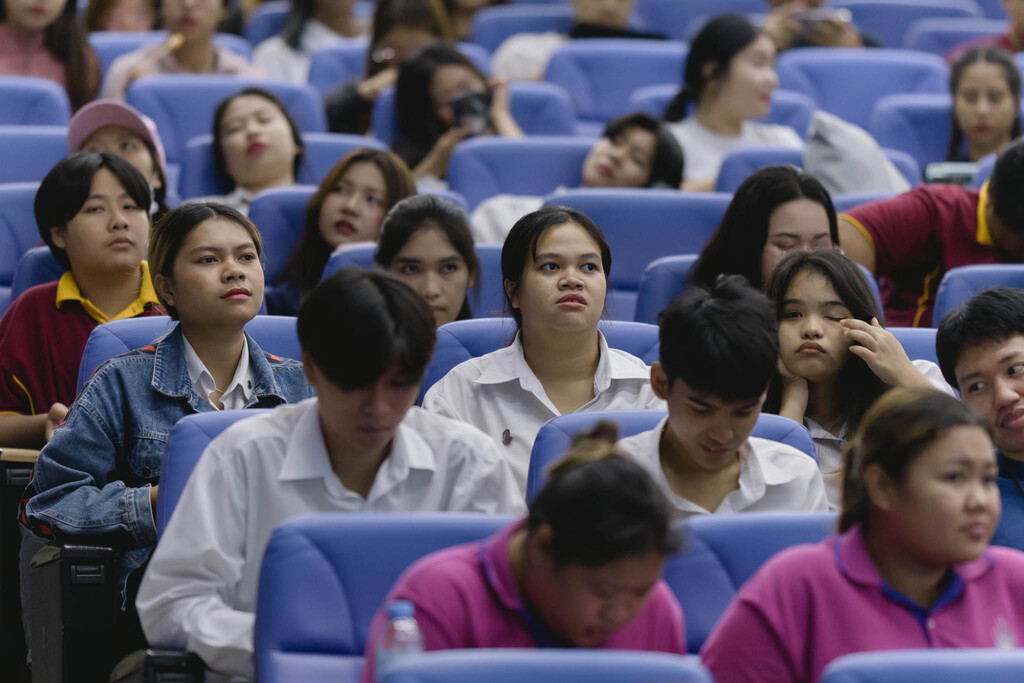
960 352 1024 383
771 232 830 240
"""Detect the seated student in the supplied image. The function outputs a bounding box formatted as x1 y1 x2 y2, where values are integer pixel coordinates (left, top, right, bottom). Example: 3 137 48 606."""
838 138 1024 327
324 0 453 135
937 286 1024 551
422 206 664 491
702 388 1024 683
663 15 803 192
68 99 171 217
136 268 524 680
19 202 314 649
361 422 685 683
375 194 480 327
101 0 262 99
0 153 164 449
470 113 684 245
948 0 1024 62
491 0 666 82
393 45 522 181
84 0 158 32
267 148 416 315
252 0 363 83
764 250 952 505
691 165 837 290
619 275 828 521
195 88 305 215
947 47 1021 163
762 0 872 52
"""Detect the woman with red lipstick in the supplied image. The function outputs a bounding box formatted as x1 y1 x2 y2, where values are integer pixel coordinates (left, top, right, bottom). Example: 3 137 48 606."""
663 15 802 192
19 201 314 654
361 423 685 683
423 206 664 492
703 388 1024 683
268 147 416 315
764 250 952 506
201 87 305 215
947 46 1021 163
0 0 99 109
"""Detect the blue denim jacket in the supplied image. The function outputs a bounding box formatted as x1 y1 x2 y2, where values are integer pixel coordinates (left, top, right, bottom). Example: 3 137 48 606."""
20 325 314 590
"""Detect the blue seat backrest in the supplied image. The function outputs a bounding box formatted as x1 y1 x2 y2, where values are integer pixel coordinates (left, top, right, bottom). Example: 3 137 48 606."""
869 93 963 170
254 512 513 683
76 315 302 391
381 651 711 683
889 327 939 366
633 0 765 40
178 132 386 199
820 649 1024 682
10 245 64 303
543 40 687 123
89 31 253 78
0 77 71 125
371 82 576 148
971 153 995 188
446 136 592 209
0 125 69 183
469 4 574 52
157 409 271 536
833 0 981 49
0 183 42 288
633 254 698 325
126 76 326 165
714 146 804 193
243 1 289 45
246 185 317 284
666 511 837 651
526 411 816 502
933 264 1024 326
902 17 1006 54
422 319 660 401
831 192 897 214
776 48 948 129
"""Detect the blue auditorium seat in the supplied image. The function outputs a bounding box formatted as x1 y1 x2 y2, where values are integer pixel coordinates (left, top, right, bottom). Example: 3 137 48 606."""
541 189 732 319
832 0 982 48
9 245 64 303
775 48 948 129
902 17 1006 55
75 315 302 391
322 243 505 317
634 0 765 41
627 86 816 139
445 136 592 209
971 153 995 188
157 409 271 536
831 192 897 214
246 185 317 285
889 327 939 366
126 76 326 166
0 77 70 125
543 40 687 130
0 182 42 315
820 649 1024 682
0 126 68 183
254 512 513 683
422 319 660 400
468 4 574 53
526 411 816 502
89 31 253 79
381 651 711 683
715 147 804 193
370 82 577 147
869 94 965 170
243 0 289 45
178 132 386 199
666 511 837 651
933 264 1024 325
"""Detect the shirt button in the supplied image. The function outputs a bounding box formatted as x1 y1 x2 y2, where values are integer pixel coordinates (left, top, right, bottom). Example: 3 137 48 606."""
141 466 151 477
927 619 936 629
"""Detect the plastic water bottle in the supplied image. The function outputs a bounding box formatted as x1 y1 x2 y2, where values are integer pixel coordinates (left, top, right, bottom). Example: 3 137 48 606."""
374 599 424 682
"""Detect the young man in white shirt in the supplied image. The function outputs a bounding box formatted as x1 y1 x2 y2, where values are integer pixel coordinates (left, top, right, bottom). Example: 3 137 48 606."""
136 268 525 681
618 274 829 520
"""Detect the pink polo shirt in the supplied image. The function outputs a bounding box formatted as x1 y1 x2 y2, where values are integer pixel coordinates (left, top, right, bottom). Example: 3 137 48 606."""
360 520 686 683
701 525 1024 683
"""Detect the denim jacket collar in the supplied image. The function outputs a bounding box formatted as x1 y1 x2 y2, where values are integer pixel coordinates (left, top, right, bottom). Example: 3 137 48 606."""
150 325 290 410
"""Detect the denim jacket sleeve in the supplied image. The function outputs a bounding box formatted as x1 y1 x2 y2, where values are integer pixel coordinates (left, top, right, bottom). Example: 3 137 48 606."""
20 355 159 549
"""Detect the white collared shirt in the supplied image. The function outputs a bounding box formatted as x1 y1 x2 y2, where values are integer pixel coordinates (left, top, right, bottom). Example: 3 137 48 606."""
617 416 830 522
252 20 365 83
137 398 524 681
182 335 254 411
422 331 664 492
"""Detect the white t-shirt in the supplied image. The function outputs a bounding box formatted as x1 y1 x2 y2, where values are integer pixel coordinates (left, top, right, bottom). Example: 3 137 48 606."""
667 117 804 182
422 331 664 492
470 194 545 245
490 31 569 81
136 399 524 681
252 20 359 84
617 416 829 522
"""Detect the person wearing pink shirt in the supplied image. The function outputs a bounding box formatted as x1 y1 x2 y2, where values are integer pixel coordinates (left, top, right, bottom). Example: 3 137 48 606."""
361 423 686 682
702 388 1024 683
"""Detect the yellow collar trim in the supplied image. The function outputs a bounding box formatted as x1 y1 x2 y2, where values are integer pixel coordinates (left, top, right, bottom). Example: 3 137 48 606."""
976 181 994 247
55 261 159 324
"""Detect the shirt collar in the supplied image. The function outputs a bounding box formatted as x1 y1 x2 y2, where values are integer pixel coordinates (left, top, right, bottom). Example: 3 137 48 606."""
976 181 994 247
55 261 160 324
182 334 255 409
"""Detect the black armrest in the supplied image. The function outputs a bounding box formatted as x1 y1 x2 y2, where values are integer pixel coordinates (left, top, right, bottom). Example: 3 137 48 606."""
110 649 205 682
1 450 35 682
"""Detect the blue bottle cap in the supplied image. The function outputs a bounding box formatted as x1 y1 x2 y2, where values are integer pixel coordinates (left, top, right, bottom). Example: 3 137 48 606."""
387 600 415 618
